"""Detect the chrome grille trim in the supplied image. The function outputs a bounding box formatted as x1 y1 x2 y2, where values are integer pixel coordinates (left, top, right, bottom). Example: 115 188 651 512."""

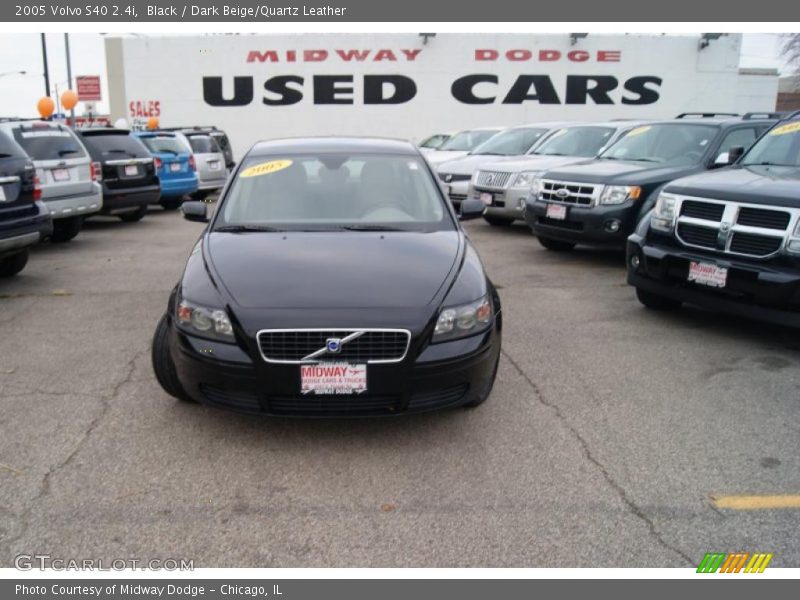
474 170 513 190
537 179 600 206
256 328 411 365
671 194 798 259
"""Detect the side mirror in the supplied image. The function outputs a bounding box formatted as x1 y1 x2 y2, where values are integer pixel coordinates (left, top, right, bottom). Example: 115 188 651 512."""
181 201 208 223
728 145 745 164
458 196 485 221
713 151 730 166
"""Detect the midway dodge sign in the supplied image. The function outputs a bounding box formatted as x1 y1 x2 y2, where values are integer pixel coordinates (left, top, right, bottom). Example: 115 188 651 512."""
105 33 777 157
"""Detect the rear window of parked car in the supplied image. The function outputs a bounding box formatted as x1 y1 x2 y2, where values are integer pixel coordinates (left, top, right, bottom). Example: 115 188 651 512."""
139 135 191 155
13 126 87 160
0 131 27 159
187 136 220 154
80 133 151 161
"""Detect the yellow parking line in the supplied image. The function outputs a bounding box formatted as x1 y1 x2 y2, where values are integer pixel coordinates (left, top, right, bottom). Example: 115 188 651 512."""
711 495 800 509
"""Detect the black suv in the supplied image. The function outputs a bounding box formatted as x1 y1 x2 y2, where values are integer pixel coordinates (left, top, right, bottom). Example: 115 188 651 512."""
627 111 800 326
0 129 52 277
524 113 783 251
162 126 235 170
74 128 160 222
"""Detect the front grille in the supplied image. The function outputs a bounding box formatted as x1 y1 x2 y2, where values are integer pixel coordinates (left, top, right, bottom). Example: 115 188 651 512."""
539 180 596 206
200 385 261 412
407 384 469 411
475 170 513 189
677 223 718 249
268 394 401 416
736 207 791 230
257 329 410 364
449 193 467 204
729 232 783 257
680 200 724 222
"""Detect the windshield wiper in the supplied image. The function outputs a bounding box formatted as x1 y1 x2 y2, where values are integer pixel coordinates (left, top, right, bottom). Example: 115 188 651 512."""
744 161 795 167
215 224 286 233
341 224 407 231
58 149 79 156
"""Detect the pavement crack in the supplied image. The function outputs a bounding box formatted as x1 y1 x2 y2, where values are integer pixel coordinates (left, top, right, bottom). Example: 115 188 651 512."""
0 348 145 556
500 348 694 566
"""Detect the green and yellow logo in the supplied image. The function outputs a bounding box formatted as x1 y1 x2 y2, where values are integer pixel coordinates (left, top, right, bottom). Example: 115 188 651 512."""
697 552 773 573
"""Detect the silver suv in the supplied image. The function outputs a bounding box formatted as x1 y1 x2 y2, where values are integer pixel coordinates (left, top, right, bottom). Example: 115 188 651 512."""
468 121 651 226
179 132 227 199
0 120 102 242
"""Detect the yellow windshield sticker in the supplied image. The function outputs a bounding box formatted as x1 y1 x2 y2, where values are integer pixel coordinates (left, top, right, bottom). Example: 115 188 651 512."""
240 159 293 178
627 126 652 137
769 122 800 136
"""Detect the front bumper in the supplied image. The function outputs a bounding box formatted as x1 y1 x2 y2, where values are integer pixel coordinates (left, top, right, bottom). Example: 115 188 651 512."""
526 199 637 247
627 233 800 327
99 184 160 214
0 201 52 257
478 183 529 220
43 184 103 220
170 320 501 417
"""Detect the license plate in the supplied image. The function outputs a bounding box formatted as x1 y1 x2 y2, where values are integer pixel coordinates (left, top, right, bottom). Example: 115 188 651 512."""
479 192 492 205
124 164 139 176
546 203 567 220
688 261 728 288
52 168 70 182
0 186 6 202
300 362 367 395
208 161 221 171
170 162 181 172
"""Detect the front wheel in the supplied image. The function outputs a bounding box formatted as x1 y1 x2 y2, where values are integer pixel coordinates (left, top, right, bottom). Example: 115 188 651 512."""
537 235 575 252
635 287 682 311
483 215 515 227
151 313 195 403
0 249 29 278
50 216 83 243
119 206 147 222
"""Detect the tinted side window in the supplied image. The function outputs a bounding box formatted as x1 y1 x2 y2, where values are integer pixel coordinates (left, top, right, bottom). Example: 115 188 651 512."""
717 128 758 156
0 131 27 158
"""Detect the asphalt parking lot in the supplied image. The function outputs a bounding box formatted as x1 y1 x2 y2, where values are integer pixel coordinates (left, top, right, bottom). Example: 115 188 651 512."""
0 209 798 568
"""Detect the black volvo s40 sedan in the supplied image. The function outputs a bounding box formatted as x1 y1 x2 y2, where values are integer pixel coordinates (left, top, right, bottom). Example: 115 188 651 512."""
151 137 502 416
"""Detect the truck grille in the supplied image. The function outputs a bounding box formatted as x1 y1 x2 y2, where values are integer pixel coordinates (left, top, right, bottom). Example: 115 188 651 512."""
539 179 597 206
672 196 796 259
257 329 411 364
475 170 513 189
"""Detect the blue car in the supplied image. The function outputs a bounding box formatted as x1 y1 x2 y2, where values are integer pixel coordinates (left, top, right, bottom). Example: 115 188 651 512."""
133 131 198 210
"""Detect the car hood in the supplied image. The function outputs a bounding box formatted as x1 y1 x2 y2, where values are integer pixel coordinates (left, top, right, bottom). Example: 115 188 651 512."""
425 150 470 166
543 159 697 186
665 165 800 208
483 154 592 175
206 230 461 309
437 154 521 176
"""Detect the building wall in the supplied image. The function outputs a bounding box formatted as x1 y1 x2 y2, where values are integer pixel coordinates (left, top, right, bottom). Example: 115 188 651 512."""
105 33 778 160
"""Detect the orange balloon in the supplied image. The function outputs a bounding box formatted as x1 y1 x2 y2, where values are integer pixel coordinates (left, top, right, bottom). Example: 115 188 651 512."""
37 96 55 119
146 116 159 130
61 89 79 111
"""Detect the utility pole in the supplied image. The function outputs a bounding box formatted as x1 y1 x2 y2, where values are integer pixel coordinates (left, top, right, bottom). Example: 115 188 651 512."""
41 33 50 96
64 33 75 125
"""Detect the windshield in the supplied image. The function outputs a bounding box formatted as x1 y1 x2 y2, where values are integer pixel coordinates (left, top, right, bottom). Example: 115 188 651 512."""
13 126 86 160
217 153 450 232
139 135 191 155
741 121 800 167
80 133 150 160
599 123 718 165
533 126 616 158
419 134 449 149
439 130 498 151
188 136 220 154
471 127 548 156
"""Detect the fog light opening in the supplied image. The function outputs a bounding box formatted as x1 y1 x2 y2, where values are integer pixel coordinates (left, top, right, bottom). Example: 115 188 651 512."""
630 254 641 270
605 219 621 233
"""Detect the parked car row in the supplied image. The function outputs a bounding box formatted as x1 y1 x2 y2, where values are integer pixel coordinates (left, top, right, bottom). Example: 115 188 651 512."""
426 110 800 328
0 119 234 278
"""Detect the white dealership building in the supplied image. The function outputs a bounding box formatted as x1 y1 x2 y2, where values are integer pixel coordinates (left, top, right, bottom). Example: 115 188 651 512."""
105 33 779 159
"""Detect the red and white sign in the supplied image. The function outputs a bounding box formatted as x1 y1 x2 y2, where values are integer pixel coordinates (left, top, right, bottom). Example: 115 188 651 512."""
688 261 728 288
300 363 367 395
76 75 102 101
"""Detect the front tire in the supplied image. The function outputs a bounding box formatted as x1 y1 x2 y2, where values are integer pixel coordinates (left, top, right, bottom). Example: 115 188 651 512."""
537 235 575 251
50 216 83 243
635 287 682 311
483 215 515 227
151 313 195 403
119 206 147 222
0 249 29 278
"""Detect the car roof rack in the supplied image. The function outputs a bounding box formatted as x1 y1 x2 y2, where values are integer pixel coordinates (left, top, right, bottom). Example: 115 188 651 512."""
742 111 788 120
675 112 740 119
781 109 800 121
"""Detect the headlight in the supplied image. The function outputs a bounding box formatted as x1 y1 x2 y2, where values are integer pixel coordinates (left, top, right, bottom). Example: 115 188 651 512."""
514 171 541 188
176 298 234 342
529 176 544 199
787 219 800 254
600 185 642 205
650 192 678 232
432 294 493 343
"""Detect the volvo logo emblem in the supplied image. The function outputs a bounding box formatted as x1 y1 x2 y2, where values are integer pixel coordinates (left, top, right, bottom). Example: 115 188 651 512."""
555 188 569 198
325 338 342 353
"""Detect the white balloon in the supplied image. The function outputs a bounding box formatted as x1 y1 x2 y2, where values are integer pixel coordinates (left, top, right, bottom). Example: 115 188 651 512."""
114 117 129 129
